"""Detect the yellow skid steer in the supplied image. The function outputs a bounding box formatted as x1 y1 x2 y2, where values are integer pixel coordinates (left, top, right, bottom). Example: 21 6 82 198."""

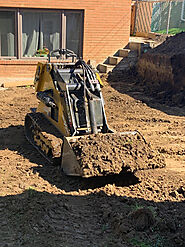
25 49 164 177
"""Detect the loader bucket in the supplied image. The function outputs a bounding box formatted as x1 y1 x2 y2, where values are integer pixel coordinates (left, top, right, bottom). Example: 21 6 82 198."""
61 136 84 177
61 131 165 178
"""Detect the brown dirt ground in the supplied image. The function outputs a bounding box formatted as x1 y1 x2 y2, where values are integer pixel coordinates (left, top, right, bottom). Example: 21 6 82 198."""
0 79 185 247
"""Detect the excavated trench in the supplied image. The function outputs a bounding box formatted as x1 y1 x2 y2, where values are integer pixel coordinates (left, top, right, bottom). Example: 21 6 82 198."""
137 32 185 105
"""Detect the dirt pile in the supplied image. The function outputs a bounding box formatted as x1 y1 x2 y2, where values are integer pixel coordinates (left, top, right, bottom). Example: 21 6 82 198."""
71 132 165 177
148 32 185 56
137 32 185 105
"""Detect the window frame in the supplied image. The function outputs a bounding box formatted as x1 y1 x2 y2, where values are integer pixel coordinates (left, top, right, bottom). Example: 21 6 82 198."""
0 8 84 60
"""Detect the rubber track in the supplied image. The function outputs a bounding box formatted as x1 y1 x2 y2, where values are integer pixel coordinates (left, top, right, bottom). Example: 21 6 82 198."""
25 112 64 164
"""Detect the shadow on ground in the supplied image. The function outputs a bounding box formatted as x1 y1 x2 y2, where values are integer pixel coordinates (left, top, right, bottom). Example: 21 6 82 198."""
0 125 45 166
0 189 184 247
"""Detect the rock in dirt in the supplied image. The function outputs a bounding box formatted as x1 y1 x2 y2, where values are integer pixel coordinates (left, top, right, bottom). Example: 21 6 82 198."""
71 132 165 177
129 207 155 231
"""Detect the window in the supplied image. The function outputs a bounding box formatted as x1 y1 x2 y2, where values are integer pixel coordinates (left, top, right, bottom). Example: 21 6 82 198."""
22 12 61 57
0 11 15 56
66 12 82 56
0 9 83 58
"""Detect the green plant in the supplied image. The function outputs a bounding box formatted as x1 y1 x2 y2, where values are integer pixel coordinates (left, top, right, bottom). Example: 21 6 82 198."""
27 186 36 197
35 47 49 57
147 206 157 218
130 234 166 247
130 238 151 247
156 28 185 35
154 235 165 247
131 203 144 211
102 223 109 232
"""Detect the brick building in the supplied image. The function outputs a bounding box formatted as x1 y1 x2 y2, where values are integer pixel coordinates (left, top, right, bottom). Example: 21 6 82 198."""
0 0 131 85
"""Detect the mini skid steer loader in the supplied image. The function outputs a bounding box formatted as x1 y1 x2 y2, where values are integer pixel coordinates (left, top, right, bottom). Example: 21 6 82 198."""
25 49 162 178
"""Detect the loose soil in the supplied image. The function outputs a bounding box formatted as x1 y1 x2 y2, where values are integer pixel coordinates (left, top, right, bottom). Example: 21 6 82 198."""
71 133 165 177
149 32 185 56
0 80 185 247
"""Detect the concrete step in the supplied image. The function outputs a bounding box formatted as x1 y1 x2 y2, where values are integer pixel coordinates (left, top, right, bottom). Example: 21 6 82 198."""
117 49 130 58
144 40 156 48
107 56 123 65
0 77 34 87
97 64 115 73
129 41 144 52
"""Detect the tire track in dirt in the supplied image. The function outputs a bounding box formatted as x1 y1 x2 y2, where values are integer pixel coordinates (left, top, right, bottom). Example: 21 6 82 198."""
39 196 110 247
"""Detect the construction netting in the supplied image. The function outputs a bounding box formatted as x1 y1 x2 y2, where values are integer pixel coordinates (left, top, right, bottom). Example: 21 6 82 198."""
132 0 185 35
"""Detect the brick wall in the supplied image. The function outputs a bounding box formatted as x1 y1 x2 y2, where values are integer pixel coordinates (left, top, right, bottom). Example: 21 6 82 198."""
0 60 38 77
0 0 131 80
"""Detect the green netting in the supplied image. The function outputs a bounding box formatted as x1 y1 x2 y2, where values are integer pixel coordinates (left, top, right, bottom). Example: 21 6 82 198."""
151 1 185 33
